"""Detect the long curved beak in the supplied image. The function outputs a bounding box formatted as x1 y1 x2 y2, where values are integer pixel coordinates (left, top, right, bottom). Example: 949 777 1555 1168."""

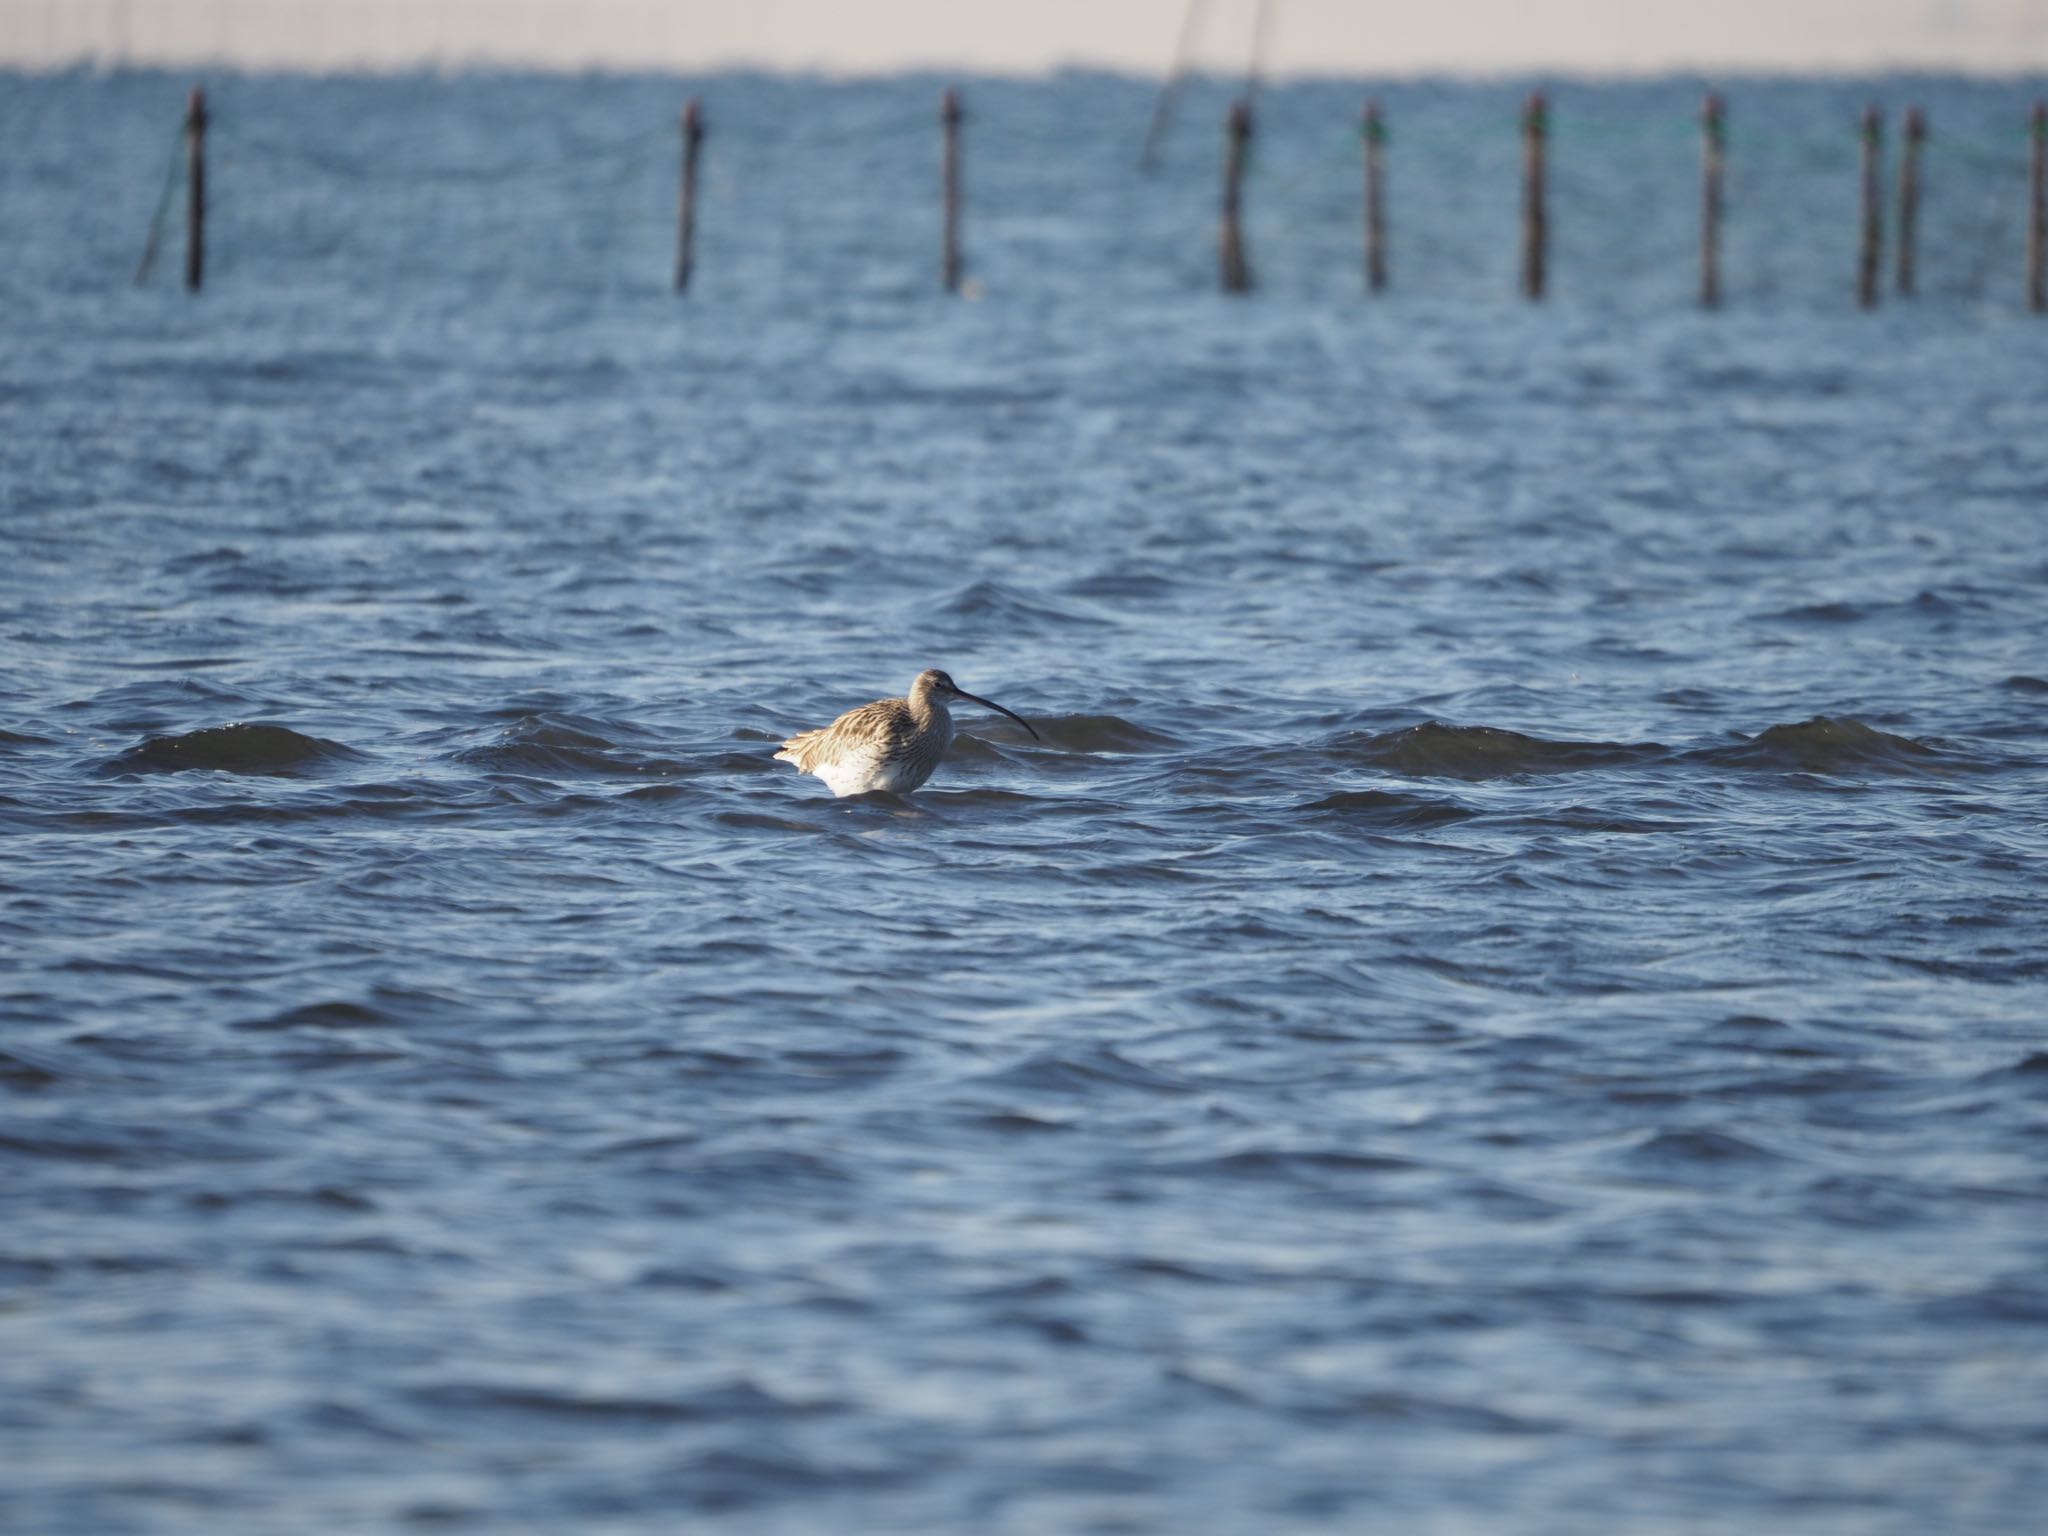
955 689 1042 742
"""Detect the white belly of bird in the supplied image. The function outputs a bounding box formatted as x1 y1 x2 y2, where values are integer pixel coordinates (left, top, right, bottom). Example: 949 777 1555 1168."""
819 752 915 798
811 715 953 798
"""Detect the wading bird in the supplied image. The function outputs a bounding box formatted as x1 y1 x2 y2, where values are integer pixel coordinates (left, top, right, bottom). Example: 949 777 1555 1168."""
775 669 1040 797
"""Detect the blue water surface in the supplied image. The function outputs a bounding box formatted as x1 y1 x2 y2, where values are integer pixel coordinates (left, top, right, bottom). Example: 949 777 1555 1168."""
3 67 2047 1535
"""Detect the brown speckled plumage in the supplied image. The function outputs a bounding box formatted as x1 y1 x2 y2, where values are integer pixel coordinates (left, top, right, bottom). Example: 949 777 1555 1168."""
775 669 1039 797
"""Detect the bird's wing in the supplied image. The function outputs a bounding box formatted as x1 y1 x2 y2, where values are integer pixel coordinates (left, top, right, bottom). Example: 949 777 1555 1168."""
777 698 911 773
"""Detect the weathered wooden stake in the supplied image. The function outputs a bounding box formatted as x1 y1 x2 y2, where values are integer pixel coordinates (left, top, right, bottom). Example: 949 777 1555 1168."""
1700 92 1725 309
2030 101 2046 314
1363 99 1388 294
1220 97 1254 294
1857 104 1883 310
1896 106 1926 297
941 87 964 294
1521 92 1548 302
184 86 207 293
674 98 704 293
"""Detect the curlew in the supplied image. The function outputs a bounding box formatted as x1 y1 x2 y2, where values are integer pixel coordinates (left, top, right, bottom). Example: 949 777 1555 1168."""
774 669 1041 797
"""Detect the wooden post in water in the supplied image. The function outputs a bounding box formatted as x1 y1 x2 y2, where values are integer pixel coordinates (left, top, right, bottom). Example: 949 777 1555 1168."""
940 87 964 294
1700 92 1725 309
1896 106 1926 297
1363 99 1388 294
674 98 704 293
1857 104 1883 310
184 87 207 293
1220 97 1254 294
1521 92 1548 302
2030 101 2047 314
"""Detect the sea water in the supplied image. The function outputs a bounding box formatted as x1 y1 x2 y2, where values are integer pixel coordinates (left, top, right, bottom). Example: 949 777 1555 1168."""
3 69 2046 1534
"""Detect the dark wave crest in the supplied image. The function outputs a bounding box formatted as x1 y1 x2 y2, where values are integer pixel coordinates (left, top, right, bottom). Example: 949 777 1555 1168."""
1339 721 1659 780
102 723 364 777
934 580 1112 634
453 713 688 778
1013 714 1178 754
1301 789 1477 828
1699 716 1945 775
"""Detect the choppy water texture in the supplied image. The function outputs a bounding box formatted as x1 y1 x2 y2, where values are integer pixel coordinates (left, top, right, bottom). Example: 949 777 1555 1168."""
4 69 2048 1535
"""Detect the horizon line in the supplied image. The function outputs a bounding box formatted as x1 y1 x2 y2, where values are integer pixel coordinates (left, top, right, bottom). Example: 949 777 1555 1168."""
7 54 2048 85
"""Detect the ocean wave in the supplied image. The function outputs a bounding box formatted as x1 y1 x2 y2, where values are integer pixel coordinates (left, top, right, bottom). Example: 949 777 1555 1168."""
1338 721 1658 780
1697 716 1947 775
1617 1127 1788 1174
1982 1051 2048 1084
933 580 1113 632
1309 715 1975 784
967 1044 1198 1099
452 713 688 778
1765 600 1868 624
410 1377 843 1423
1158 1147 1422 1181
234 1000 393 1032
1300 789 1477 827
0 1048 61 1089
945 734 1050 765
100 723 364 777
928 787 1055 811
1019 714 1180 754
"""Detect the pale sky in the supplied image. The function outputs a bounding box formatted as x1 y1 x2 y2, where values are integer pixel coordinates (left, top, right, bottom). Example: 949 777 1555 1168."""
3 0 2047 74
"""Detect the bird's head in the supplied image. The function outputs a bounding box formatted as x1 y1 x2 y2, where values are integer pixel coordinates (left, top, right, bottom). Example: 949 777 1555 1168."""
911 670 1041 741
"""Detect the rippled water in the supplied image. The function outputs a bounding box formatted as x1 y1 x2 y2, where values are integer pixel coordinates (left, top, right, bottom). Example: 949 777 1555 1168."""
5 69 2048 1534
